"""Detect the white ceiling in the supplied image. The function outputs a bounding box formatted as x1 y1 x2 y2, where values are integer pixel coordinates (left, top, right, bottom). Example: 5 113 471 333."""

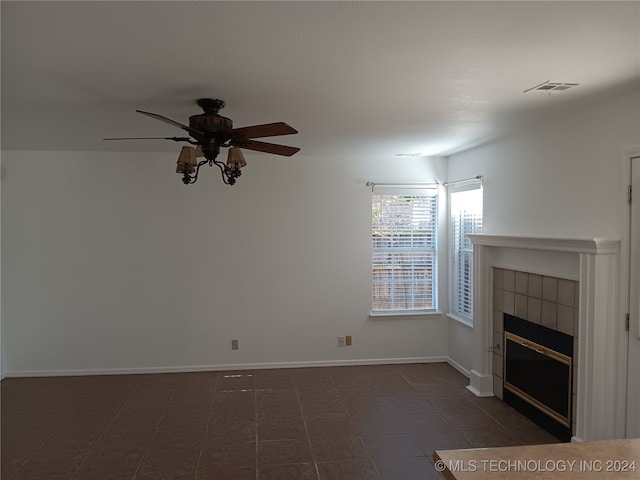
2 1 639 158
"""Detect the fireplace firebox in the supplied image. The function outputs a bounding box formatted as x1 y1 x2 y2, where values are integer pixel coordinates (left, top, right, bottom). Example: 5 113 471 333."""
503 313 573 441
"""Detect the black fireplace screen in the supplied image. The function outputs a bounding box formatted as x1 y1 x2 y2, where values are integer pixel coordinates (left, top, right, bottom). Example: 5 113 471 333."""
503 313 573 440
504 331 571 426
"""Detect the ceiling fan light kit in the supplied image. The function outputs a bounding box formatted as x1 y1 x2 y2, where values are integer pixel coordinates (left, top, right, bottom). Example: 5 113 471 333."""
226 147 247 174
176 146 197 174
107 98 299 186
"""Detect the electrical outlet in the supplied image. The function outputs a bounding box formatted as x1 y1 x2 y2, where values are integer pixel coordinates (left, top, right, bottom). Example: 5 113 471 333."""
338 336 346 347
231 339 239 350
345 335 352 346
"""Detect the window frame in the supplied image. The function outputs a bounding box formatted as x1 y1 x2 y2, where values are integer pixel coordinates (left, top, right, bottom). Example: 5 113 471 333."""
370 187 440 316
448 182 483 326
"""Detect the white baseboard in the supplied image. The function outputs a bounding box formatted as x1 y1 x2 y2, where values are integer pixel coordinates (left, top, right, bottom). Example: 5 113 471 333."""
466 369 495 397
2 356 449 378
446 357 471 379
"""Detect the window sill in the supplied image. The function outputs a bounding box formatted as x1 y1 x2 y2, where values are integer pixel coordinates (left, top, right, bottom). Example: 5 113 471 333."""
369 310 442 319
446 313 473 328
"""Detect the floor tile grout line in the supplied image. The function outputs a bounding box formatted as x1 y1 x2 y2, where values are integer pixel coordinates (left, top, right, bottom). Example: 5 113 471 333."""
294 377 321 480
330 372 384 479
374 366 437 460
193 373 220 480
69 379 143 480
254 370 259 480
7 431 54 480
7 379 104 480
130 378 181 480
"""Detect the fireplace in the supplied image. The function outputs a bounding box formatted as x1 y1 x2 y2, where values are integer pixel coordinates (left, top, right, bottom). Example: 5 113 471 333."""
467 234 622 442
503 313 573 441
490 267 579 437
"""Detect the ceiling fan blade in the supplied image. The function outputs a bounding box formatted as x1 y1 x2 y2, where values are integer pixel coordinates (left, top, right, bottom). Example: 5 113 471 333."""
231 122 298 139
103 136 192 142
236 139 300 157
136 110 204 138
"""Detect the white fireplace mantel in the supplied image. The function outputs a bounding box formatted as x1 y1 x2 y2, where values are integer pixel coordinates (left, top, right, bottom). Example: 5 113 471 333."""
468 234 620 255
468 234 623 442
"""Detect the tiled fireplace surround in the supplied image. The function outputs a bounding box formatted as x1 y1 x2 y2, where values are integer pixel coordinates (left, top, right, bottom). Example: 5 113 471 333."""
467 234 624 442
491 267 579 436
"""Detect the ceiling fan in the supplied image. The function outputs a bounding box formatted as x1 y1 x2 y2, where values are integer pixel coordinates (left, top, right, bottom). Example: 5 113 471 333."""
105 98 300 185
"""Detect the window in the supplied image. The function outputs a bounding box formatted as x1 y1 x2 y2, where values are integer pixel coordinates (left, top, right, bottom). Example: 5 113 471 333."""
371 190 438 312
449 186 483 323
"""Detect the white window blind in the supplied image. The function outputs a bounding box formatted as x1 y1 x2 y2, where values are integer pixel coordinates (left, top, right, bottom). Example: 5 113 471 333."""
372 191 438 312
450 187 483 323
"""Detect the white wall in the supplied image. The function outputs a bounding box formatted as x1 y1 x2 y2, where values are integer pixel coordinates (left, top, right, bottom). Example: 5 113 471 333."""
447 318 472 375
446 83 640 373
0 168 3 379
449 86 640 238
1 150 449 375
4 88 637 378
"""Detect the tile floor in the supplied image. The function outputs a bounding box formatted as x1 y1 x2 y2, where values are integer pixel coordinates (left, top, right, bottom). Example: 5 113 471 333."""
1 362 560 480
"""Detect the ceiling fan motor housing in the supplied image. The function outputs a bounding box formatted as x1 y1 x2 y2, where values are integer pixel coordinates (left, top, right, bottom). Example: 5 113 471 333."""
189 114 233 136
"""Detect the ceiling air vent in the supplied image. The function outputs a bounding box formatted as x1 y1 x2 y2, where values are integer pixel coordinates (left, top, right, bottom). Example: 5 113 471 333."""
523 81 579 93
